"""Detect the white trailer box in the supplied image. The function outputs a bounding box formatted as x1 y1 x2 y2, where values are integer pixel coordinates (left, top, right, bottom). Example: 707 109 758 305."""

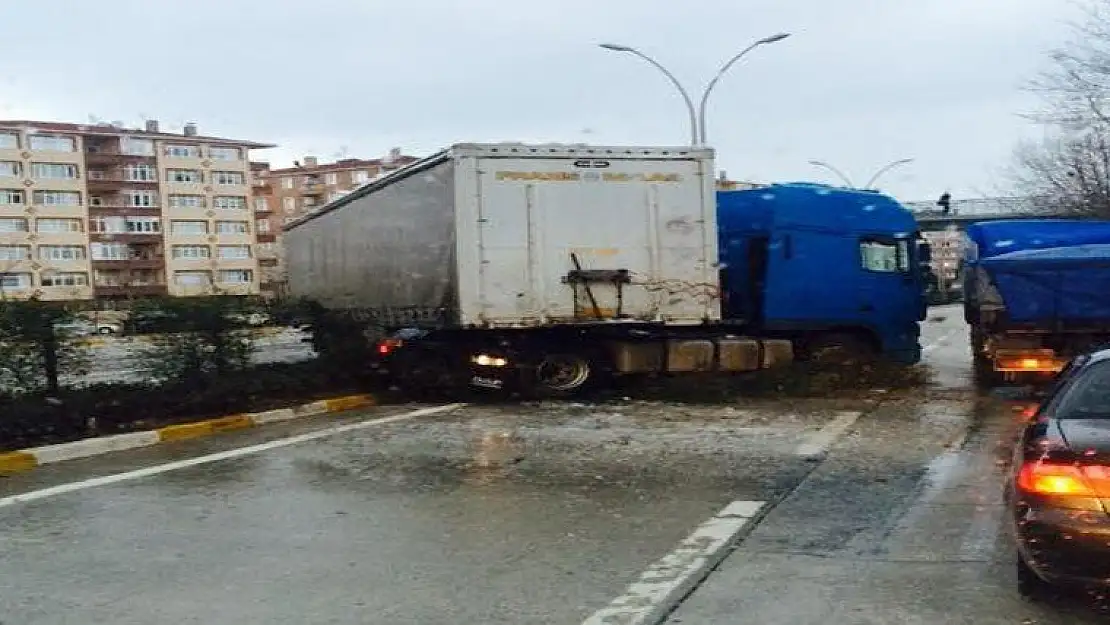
284 143 720 328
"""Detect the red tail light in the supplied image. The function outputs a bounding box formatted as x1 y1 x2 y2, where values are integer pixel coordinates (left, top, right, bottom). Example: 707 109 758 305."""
377 338 404 356
1017 461 1110 497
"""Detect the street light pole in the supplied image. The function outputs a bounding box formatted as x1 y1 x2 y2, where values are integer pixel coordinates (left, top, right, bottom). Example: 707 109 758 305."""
807 160 855 187
697 33 790 144
598 43 698 146
864 158 915 189
599 33 790 147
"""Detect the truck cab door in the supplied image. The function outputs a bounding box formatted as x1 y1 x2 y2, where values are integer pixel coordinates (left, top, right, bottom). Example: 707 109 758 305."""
858 234 923 332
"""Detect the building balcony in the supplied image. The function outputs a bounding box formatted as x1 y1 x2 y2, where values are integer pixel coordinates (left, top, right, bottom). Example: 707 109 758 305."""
256 233 276 243
86 175 159 190
89 231 164 244
93 283 168 298
84 148 156 165
91 258 165 270
300 182 326 196
88 206 162 217
258 257 279 267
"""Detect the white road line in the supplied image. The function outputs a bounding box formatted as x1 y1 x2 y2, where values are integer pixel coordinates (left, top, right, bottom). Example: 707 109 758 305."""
0 403 465 510
793 411 862 458
580 500 766 625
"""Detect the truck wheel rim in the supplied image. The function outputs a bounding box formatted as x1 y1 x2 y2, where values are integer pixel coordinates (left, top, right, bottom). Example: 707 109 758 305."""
536 355 591 391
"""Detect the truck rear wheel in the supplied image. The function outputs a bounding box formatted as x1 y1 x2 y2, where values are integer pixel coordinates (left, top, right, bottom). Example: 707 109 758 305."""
526 351 607 398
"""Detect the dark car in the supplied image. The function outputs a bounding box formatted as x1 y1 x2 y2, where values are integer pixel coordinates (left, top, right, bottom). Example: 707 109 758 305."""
1006 348 1110 598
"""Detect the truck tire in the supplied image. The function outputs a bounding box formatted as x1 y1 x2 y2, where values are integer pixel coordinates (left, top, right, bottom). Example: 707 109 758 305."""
528 351 606 398
970 329 1003 389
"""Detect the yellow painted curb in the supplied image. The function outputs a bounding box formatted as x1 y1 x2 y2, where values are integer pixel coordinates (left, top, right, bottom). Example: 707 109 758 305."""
1 392 380 475
157 421 218 442
209 415 254 434
0 451 38 474
323 394 375 412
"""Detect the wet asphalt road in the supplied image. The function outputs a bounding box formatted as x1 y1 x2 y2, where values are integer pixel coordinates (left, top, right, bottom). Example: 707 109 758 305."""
2 306 1107 624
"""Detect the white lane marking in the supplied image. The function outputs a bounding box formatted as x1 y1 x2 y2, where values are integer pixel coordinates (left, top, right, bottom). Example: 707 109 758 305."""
793 411 862 458
0 404 465 510
580 500 766 625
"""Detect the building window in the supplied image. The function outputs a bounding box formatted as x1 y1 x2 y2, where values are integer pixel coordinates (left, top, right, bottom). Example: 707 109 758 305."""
124 164 157 182
212 171 245 185
172 245 211 259
256 219 270 233
30 163 79 180
165 145 200 158
282 197 295 213
209 147 241 161
216 221 249 235
28 135 75 152
0 218 29 232
213 196 247 210
0 133 18 149
90 217 126 234
126 217 161 233
257 242 275 255
253 197 268 212
38 245 86 261
36 218 83 233
171 220 208 235
167 169 202 183
124 190 157 208
174 270 211 286
0 190 22 205
40 272 88 287
0 161 20 177
120 137 154 156
0 273 32 289
282 177 294 189
325 173 338 185
0 245 31 260
168 194 204 209
32 191 81 206
218 269 252 284
90 242 129 260
217 244 251 259
353 171 370 184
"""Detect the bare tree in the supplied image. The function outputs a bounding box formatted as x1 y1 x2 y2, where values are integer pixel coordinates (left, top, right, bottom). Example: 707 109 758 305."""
1012 0 1110 217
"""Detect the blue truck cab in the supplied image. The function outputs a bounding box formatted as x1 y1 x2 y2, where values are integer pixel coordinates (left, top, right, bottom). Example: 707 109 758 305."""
717 183 929 364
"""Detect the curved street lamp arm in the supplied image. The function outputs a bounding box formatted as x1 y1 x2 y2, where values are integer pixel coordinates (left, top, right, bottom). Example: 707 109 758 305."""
864 158 915 189
697 42 760 144
808 160 855 188
624 49 699 146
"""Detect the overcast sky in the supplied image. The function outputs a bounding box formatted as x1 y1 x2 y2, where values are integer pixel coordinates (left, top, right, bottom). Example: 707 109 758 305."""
0 0 1085 201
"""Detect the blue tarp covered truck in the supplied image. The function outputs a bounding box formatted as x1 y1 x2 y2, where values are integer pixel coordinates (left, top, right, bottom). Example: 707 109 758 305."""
963 219 1110 386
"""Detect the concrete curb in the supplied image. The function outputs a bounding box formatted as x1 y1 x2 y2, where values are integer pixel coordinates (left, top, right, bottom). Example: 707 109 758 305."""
0 393 376 475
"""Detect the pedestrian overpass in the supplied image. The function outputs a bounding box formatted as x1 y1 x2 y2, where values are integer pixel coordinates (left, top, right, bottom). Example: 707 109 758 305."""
904 197 1064 232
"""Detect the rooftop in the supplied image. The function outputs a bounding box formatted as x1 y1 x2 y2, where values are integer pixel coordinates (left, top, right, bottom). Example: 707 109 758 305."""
0 119 275 149
264 154 419 175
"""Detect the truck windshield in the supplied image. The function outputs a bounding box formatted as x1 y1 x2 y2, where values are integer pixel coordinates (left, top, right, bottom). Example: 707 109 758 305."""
860 237 910 273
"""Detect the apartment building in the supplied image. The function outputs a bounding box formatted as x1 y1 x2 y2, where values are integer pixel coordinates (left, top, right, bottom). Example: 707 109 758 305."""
0 120 274 301
252 149 417 297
